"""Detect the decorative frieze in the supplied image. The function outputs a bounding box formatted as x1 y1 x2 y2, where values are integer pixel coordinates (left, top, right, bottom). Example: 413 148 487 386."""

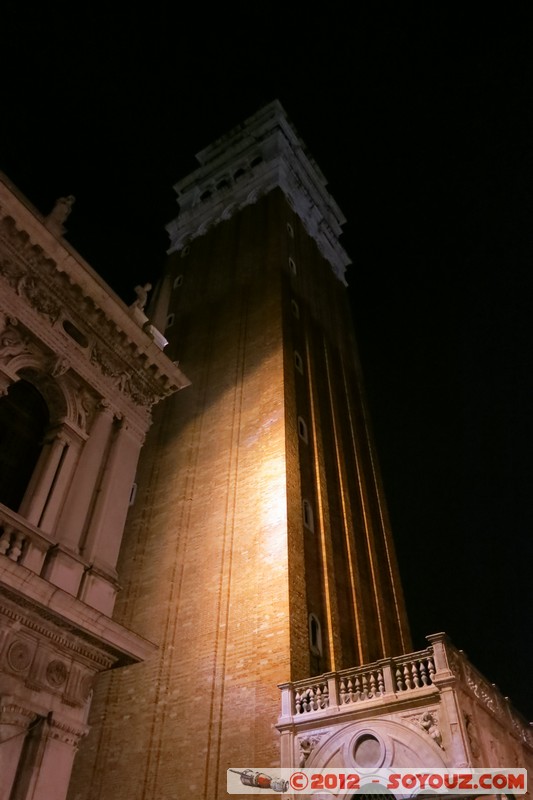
47 715 89 749
0 590 118 672
0 188 190 422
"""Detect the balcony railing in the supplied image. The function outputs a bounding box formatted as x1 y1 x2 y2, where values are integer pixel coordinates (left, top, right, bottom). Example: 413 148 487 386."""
0 501 55 575
286 648 436 718
279 634 533 751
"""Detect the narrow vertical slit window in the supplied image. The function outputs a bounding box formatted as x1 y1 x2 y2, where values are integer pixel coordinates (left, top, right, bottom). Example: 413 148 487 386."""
294 351 303 374
298 416 308 443
303 499 314 532
309 613 323 656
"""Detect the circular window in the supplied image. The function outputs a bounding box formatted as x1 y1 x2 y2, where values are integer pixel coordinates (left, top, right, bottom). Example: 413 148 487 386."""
352 731 385 768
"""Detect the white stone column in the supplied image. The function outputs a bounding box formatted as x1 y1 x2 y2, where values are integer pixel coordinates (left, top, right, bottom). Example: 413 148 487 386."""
38 428 84 535
18 430 66 524
22 717 87 800
82 419 143 569
55 403 115 551
79 419 143 613
0 706 35 800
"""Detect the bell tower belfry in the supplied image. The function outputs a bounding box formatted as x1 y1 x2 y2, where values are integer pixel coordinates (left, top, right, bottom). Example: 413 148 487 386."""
70 100 411 800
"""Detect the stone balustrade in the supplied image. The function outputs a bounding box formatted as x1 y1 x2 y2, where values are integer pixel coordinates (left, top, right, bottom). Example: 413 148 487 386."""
279 634 533 752
0 500 56 574
393 651 436 691
284 648 437 719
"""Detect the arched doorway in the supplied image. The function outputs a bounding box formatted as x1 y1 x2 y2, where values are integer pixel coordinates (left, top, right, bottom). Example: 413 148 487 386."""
0 379 49 511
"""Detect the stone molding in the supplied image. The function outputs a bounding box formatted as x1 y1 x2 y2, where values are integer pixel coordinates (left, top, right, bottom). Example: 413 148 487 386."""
0 701 37 728
46 715 89 748
166 100 351 283
0 559 156 670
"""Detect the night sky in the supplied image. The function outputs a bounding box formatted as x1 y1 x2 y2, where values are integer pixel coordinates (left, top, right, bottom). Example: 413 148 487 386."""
2 6 532 719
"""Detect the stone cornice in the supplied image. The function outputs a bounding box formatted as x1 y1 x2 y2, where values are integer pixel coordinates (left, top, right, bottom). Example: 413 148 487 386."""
0 558 156 669
0 175 190 420
166 100 351 284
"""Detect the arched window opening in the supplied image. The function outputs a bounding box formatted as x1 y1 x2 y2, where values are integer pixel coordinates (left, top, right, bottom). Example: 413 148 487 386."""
0 380 49 511
308 613 323 656
298 416 308 443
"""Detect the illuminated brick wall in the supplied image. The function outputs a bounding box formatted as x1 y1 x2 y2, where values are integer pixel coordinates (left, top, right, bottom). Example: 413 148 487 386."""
69 187 410 800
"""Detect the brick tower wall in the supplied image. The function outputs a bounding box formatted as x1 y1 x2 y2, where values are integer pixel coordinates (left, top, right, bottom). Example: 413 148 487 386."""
68 188 410 800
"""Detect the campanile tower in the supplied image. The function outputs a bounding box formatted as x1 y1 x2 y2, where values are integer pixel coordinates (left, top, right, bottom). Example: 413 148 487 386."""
70 101 411 799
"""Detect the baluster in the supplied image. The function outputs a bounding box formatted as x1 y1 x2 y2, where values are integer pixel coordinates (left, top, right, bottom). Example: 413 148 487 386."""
403 664 413 690
353 674 362 701
395 667 405 691
419 659 429 686
361 672 369 698
339 676 347 703
412 662 421 688
347 676 355 702
427 657 436 682
295 690 302 714
369 671 377 696
377 669 385 694
8 531 24 562
314 684 322 710
322 681 329 708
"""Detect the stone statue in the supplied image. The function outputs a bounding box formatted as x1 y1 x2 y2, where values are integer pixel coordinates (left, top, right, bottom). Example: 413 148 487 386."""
131 283 152 311
44 195 75 234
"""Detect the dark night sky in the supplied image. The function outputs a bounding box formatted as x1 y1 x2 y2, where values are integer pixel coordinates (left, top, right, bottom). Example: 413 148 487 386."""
2 5 532 718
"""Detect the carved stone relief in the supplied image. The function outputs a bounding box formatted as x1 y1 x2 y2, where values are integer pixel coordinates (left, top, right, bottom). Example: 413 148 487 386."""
0 313 34 362
297 731 329 767
402 708 444 749
6 639 33 673
46 659 69 688
463 712 481 758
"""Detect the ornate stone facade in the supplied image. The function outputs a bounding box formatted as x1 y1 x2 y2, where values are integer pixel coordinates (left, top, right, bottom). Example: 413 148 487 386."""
277 633 533 794
0 173 190 800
